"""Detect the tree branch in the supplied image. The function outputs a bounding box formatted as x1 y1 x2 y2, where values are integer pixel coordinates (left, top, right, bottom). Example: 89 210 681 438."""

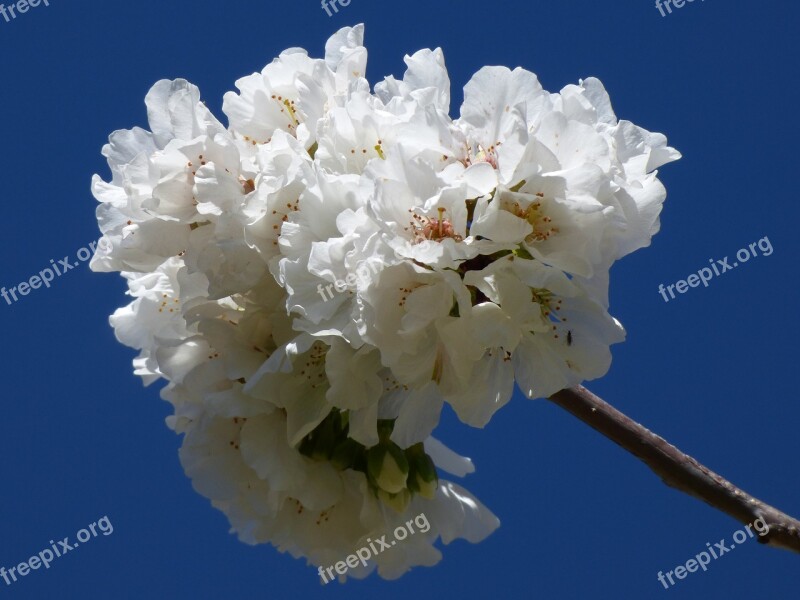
547 385 800 553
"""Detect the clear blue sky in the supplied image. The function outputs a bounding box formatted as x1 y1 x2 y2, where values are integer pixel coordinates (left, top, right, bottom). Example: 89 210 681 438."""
1 0 797 598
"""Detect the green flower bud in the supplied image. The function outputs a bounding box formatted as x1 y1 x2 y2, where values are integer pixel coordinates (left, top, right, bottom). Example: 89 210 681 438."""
367 441 409 494
405 443 438 499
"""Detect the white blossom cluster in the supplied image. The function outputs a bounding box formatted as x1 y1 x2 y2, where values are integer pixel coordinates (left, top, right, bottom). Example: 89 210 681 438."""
90 25 679 580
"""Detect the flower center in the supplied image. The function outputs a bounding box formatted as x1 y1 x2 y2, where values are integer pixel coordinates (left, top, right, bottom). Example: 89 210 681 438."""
408 207 463 243
530 287 569 341
464 142 499 168
503 191 559 242
524 197 559 242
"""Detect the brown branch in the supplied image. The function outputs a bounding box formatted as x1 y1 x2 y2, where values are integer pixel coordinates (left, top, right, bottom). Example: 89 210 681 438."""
547 385 800 553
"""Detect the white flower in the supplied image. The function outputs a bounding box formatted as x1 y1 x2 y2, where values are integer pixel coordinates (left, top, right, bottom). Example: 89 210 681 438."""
222 25 368 151
91 24 679 581
375 48 451 114
91 79 232 274
462 255 626 400
173 405 498 579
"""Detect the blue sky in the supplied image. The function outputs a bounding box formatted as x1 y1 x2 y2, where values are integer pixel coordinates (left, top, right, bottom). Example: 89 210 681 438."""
0 0 797 598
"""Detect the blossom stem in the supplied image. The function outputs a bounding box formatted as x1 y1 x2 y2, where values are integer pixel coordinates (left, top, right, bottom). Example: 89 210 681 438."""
547 385 800 553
